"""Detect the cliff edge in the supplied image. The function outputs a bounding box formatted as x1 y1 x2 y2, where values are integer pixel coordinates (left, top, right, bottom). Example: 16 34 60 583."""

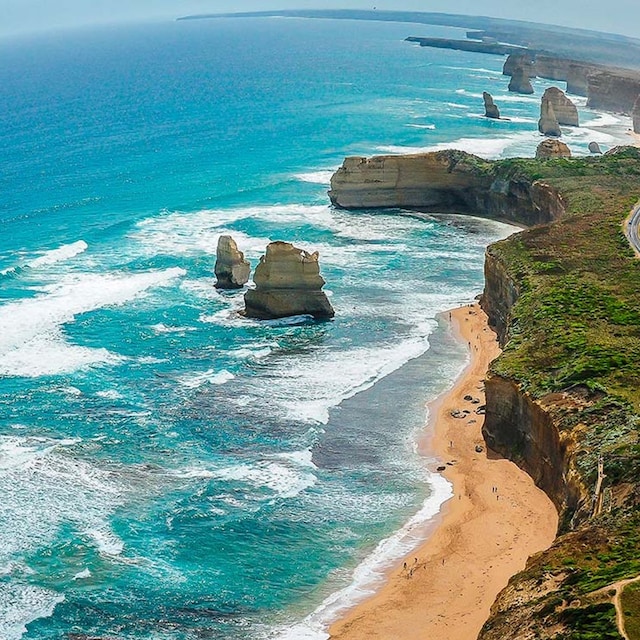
478 147 640 640
328 150 567 227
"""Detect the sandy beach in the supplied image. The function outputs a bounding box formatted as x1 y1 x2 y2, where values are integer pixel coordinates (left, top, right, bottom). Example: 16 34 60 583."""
329 302 559 640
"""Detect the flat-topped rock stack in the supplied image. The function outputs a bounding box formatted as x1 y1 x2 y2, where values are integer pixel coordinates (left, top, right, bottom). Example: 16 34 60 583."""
536 139 572 159
214 235 251 289
243 241 334 320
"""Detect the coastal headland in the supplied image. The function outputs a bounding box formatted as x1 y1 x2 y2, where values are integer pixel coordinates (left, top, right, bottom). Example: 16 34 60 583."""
329 147 640 638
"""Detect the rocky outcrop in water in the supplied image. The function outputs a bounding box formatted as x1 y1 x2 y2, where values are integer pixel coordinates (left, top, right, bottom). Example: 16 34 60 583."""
508 63 534 95
538 99 561 137
243 241 334 320
214 235 251 289
542 87 579 126
536 139 571 159
328 150 566 227
588 141 603 154
633 95 640 134
483 92 500 119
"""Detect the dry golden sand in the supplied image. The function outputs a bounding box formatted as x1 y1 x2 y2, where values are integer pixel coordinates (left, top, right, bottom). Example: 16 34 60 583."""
329 303 559 640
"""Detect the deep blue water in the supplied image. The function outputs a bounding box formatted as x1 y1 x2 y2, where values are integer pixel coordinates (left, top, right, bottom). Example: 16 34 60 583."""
0 16 626 640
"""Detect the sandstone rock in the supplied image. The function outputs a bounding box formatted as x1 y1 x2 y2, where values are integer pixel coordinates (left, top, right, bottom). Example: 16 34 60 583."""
243 241 334 320
536 139 571 160
538 99 561 137
328 150 567 227
508 66 534 94
541 87 579 126
587 69 640 113
588 141 603 154
214 235 251 289
483 91 500 119
503 53 536 79
633 94 640 134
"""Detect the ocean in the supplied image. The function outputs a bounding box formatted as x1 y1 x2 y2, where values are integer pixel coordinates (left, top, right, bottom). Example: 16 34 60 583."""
0 15 630 640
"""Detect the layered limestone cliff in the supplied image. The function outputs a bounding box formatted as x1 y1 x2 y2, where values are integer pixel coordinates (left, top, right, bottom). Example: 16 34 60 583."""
243 241 334 320
214 235 251 289
477 147 640 640
328 150 566 227
482 248 588 521
587 69 640 113
503 52 640 109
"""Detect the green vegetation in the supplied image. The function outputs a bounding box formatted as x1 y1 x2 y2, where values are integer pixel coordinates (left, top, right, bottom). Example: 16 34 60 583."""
621 581 640 640
478 148 640 640
560 604 623 640
489 149 640 480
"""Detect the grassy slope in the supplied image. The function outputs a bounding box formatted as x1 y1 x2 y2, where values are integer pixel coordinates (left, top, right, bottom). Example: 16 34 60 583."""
480 148 640 639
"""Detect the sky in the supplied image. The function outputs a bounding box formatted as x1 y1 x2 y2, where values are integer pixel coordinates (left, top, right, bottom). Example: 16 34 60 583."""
1 0 640 40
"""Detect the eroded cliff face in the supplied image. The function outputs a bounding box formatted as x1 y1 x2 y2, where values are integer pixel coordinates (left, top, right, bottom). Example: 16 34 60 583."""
483 374 587 518
329 151 566 227
482 249 519 344
587 69 640 113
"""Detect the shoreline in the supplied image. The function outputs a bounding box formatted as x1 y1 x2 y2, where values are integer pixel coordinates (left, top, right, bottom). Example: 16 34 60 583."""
327 302 559 640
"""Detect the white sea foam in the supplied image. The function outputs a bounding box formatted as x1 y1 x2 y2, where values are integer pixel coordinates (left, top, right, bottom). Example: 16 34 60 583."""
84 527 124 556
294 170 337 184
0 267 185 377
150 323 196 334
73 568 91 580
0 584 64 640
0 435 126 607
272 473 453 640
0 240 88 277
96 390 123 400
170 457 317 499
177 369 235 389
130 204 335 259
377 131 535 160
405 123 436 130
228 345 274 360
28 240 88 268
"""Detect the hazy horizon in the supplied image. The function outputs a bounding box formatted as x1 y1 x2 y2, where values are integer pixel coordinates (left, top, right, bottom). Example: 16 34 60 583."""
2 1 640 40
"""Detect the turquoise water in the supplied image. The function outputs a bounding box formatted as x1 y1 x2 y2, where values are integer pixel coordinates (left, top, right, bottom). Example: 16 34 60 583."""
0 16 626 640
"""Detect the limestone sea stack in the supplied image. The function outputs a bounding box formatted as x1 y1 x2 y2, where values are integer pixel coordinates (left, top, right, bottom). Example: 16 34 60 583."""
214 235 251 289
243 242 334 320
588 141 603 154
633 95 640 134
508 60 534 95
536 139 572 159
538 99 561 137
541 87 579 126
483 92 500 119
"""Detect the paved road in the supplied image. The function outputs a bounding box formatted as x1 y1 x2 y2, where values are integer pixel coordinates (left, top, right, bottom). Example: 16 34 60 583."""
626 201 640 255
